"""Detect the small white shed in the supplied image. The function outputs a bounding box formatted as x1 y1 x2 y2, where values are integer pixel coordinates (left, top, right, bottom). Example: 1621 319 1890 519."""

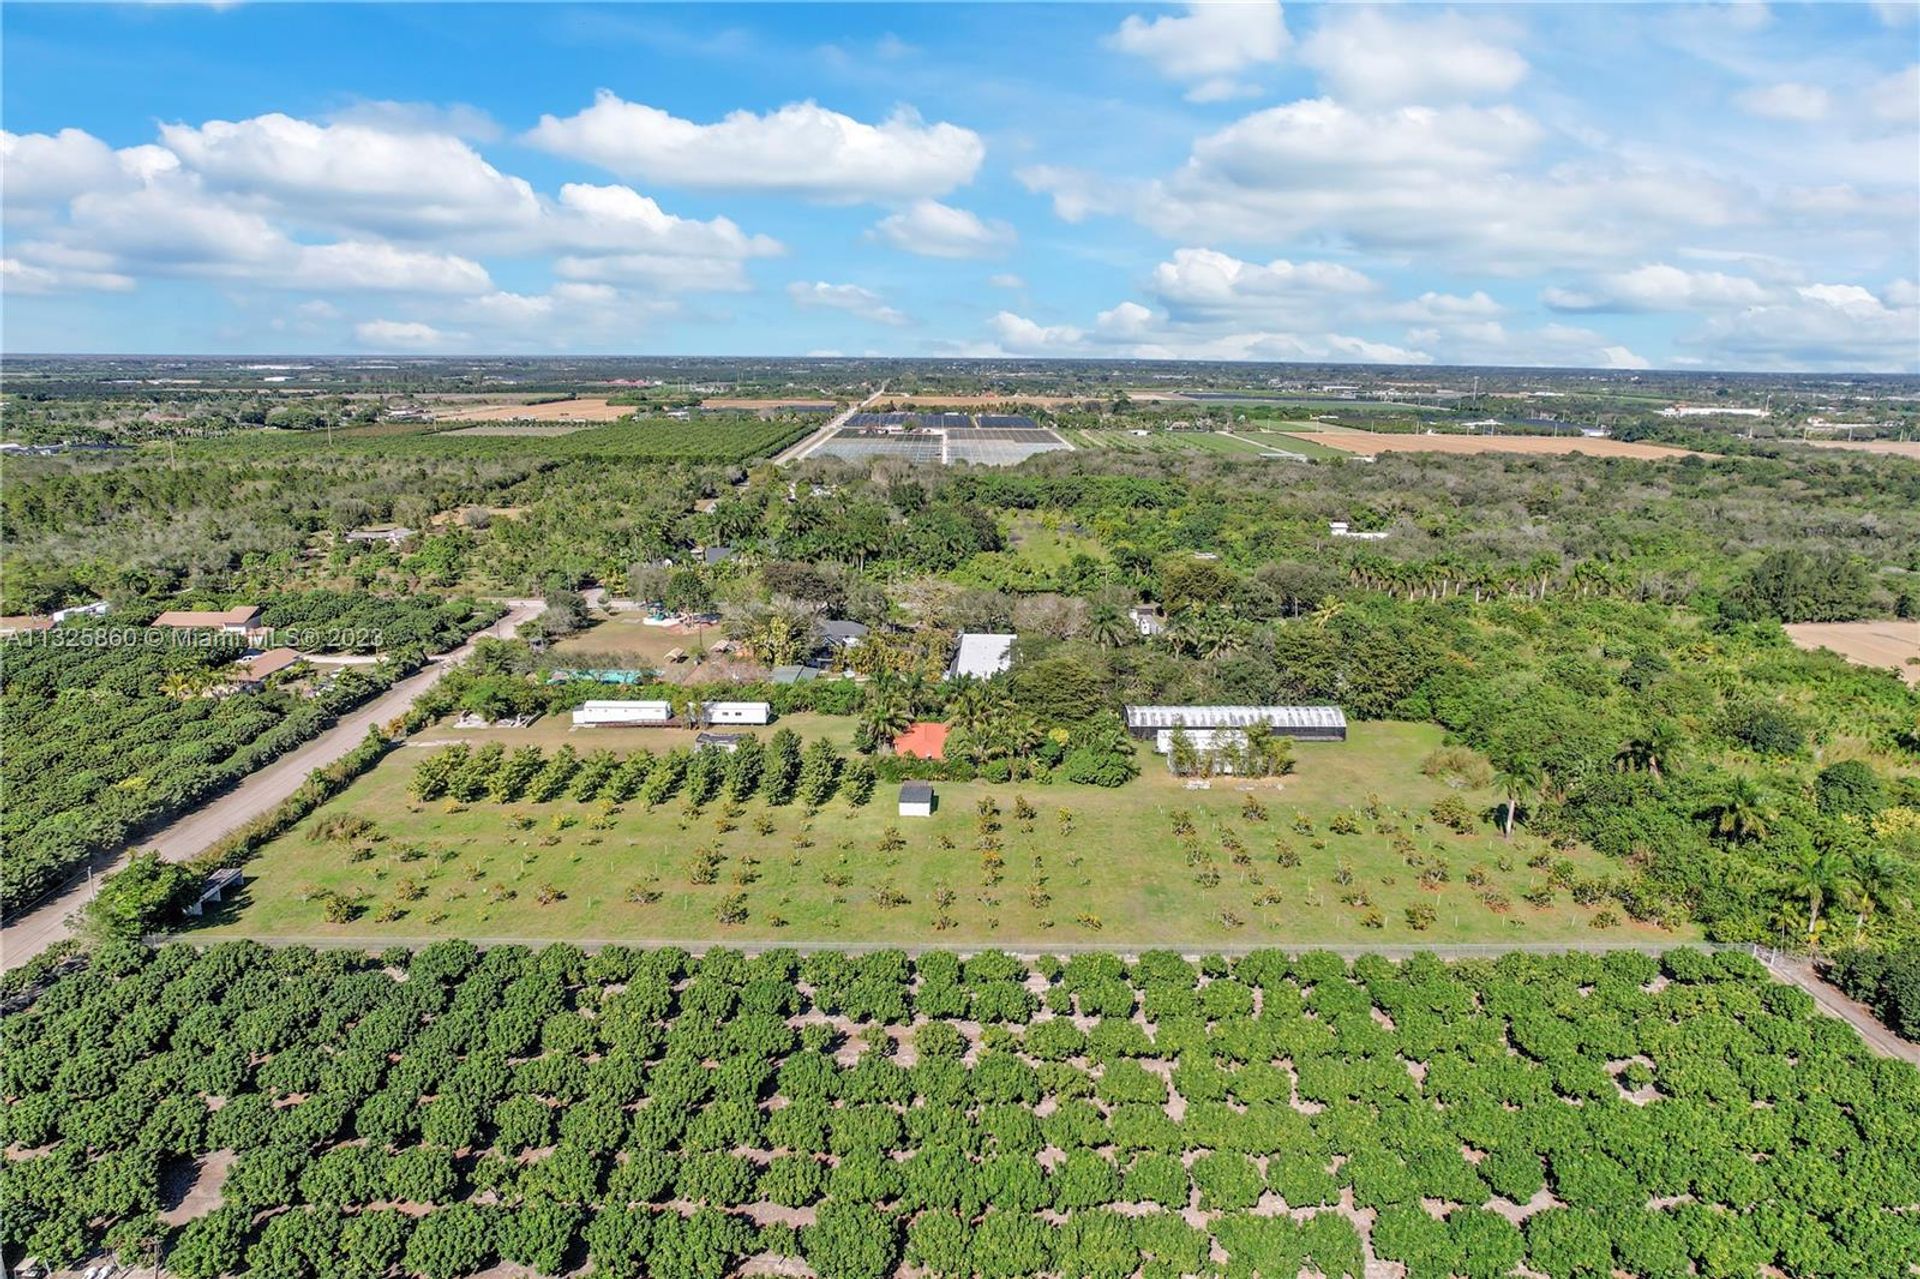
706 700 772 725
899 781 935 818
573 700 674 727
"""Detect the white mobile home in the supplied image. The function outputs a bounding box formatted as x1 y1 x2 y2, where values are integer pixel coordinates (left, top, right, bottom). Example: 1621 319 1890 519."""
706 700 772 725
572 700 674 727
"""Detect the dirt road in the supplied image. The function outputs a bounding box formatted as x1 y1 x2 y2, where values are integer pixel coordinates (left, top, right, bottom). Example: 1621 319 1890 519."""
0 602 541 971
1766 953 1920 1065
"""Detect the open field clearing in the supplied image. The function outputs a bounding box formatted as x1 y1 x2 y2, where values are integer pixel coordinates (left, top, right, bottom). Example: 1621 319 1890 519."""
1785 620 1920 686
437 398 636 423
1283 433 1704 461
191 721 1678 947
1801 439 1920 459
547 613 772 684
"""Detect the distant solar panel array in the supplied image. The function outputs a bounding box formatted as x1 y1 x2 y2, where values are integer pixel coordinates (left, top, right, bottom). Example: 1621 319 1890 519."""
816 409 1072 467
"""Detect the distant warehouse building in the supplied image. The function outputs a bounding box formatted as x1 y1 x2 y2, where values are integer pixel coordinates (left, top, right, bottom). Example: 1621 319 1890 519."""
573 700 674 727
1124 705 1348 745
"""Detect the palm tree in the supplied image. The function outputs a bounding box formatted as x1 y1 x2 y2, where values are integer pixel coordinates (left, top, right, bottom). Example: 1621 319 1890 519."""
1308 596 1345 629
860 691 912 750
1777 849 1860 944
160 669 213 700
1848 848 1915 941
1085 602 1132 650
1702 777 1773 843
1615 720 1682 779
1492 759 1541 840
946 680 997 739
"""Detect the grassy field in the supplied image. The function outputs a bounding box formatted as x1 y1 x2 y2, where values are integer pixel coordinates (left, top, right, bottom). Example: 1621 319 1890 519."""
1000 511 1109 567
191 720 1682 947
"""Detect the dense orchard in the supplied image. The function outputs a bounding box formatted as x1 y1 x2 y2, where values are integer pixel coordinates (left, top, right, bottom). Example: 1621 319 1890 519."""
4 942 1918 1279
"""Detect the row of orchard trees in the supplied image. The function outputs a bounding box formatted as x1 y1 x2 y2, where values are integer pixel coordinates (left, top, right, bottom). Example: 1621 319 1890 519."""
408 728 875 811
5 940 1918 1279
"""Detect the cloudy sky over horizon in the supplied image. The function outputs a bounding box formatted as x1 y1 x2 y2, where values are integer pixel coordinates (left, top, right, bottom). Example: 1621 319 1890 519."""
3 2 1916 370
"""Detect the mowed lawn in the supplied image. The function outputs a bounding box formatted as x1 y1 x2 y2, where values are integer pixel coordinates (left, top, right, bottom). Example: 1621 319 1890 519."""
194 721 1685 947
187 718 1674 944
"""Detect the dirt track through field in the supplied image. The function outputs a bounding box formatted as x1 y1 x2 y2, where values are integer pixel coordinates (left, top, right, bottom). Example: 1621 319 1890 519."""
1282 432 1704 460
1784 620 1920 685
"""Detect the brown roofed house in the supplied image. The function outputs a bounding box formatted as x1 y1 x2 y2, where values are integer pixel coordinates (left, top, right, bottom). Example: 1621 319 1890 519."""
153 604 262 634
228 646 304 691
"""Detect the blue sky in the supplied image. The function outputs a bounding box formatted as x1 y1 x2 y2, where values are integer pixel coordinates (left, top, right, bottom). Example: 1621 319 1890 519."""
3 2 1916 369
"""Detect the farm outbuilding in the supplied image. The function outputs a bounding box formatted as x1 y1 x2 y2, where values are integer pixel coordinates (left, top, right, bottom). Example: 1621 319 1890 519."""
573 700 674 727
899 781 935 818
948 632 1016 680
705 700 771 725
1124 704 1348 743
185 867 244 917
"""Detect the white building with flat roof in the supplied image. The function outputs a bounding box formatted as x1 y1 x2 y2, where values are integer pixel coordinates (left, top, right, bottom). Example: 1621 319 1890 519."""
573 700 674 727
948 633 1015 680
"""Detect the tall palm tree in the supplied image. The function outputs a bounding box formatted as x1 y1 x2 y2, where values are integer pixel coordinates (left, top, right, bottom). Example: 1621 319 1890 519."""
860 691 912 749
1777 849 1860 944
1848 848 1915 941
1493 759 1541 840
946 680 997 739
1085 602 1132 650
1703 777 1773 843
1615 720 1682 779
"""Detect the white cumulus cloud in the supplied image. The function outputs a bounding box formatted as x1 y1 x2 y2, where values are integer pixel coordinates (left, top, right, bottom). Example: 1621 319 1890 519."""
354 319 455 349
1106 1 1290 102
525 92 984 201
871 199 1015 259
1300 8 1528 107
787 280 910 326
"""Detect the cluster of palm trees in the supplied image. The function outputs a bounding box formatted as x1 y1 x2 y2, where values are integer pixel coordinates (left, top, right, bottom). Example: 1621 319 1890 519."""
1693 774 1913 949
855 676 1132 771
1344 551 1652 604
1769 844 1914 949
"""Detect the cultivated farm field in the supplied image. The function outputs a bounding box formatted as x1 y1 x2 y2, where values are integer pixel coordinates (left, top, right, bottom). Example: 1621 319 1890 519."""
191 722 1678 947
5 940 1915 1279
436 398 637 423
1784 620 1920 687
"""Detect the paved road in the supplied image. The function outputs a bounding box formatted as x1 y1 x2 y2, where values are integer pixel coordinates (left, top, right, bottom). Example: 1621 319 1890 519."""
0 602 541 971
771 383 887 464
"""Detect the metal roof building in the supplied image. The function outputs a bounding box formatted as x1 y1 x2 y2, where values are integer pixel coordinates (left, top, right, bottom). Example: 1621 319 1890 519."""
1123 704 1347 742
948 632 1016 681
